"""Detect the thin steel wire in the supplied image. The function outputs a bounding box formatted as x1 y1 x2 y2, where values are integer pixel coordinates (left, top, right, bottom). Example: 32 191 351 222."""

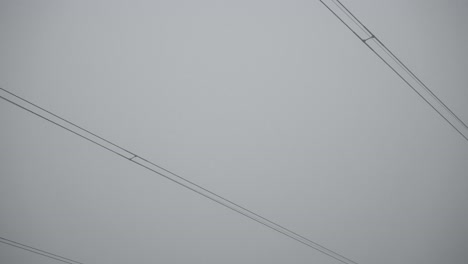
0 87 360 264
0 237 83 264
319 0 468 142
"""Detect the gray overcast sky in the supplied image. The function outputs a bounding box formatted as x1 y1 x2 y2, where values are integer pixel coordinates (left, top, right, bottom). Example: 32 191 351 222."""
1 0 467 263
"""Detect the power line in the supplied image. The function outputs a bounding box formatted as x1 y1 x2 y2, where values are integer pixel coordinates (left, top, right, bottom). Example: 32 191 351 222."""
0 87 138 158
0 236 83 264
0 87 360 264
320 0 468 142
3 2 462 262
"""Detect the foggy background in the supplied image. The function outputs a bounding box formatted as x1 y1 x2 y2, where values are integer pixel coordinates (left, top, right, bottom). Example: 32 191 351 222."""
1 0 467 263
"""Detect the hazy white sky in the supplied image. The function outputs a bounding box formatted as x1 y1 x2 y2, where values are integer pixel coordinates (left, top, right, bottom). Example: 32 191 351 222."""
1 0 467 263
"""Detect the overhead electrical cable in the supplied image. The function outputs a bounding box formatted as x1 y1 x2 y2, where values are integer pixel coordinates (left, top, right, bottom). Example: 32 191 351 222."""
0 87 360 264
4 2 459 262
0 236 83 264
320 0 468 142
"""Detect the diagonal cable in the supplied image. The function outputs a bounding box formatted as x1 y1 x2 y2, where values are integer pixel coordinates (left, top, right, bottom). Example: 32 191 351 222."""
0 236 83 264
320 0 468 142
0 87 360 264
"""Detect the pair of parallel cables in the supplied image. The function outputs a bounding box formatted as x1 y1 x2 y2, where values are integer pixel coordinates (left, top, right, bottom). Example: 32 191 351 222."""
1 1 467 263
